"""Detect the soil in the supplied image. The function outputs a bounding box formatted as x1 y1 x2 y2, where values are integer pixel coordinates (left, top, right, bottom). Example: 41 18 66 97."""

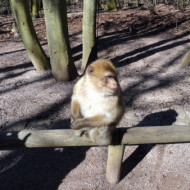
0 4 190 190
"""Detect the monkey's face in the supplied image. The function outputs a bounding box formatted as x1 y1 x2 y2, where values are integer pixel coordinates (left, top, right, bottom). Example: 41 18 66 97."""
87 60 119 96
101 73 118 95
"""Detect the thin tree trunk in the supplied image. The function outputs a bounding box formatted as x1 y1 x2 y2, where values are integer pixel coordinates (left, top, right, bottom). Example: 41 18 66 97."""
11 0 51 71
43 0 78 81
180 49 190 68
32 0 40 19
82 0 97 72
104 0 117 11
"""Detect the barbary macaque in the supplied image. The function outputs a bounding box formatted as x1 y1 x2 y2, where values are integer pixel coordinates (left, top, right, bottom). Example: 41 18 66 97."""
70 59 125 145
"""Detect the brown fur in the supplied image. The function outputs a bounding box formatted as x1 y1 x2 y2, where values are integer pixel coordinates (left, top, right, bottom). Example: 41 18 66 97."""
70 59 125 145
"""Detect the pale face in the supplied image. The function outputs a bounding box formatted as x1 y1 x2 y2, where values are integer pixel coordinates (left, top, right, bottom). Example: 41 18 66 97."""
104 72 118 94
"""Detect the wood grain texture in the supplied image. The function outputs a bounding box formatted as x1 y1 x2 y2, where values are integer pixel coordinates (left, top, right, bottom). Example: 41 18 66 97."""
0 125 190 148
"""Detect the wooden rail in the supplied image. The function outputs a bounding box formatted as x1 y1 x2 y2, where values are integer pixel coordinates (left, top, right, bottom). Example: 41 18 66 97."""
1 125 190 148
1 125 190 184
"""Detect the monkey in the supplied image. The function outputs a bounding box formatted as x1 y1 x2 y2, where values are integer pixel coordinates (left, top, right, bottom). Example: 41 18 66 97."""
70 59 125 146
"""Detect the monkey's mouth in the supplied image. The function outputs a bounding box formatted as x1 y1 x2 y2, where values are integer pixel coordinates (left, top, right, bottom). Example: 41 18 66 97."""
105 88 117 95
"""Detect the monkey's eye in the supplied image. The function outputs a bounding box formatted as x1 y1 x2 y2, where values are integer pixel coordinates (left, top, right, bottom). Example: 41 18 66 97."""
106 75 117 80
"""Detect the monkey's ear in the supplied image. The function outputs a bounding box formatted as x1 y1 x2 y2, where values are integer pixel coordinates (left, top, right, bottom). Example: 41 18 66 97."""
87 65 94 75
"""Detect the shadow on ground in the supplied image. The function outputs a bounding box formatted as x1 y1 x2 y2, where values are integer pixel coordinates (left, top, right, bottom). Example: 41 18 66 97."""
121 109 178 180
0 147 89 190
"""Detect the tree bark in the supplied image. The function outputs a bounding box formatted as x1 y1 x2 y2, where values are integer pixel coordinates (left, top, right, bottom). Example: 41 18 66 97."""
104 0 117 11
11 0 51 71
180 49 190 68
32 0 40 19
43 0 78 81
82 0 97 72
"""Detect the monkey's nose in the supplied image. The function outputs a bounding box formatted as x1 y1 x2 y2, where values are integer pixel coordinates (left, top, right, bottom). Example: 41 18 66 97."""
110 83 117 90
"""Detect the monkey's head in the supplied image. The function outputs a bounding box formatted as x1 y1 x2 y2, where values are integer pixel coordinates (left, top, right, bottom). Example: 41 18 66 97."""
86 59 119 95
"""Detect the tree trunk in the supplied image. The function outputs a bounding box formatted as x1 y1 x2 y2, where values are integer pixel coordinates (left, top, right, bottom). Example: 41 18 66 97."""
104 0 117 11
32 0 40 19
11 0 51 71
180 49 190 68
43 0 78 81
82 0 97 72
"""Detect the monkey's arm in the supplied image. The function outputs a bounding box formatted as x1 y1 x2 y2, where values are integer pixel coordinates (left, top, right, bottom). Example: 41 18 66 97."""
71 115 113 130
71 100 82 122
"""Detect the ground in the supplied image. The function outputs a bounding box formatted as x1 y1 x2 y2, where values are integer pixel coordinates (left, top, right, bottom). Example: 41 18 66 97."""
0 4 190 190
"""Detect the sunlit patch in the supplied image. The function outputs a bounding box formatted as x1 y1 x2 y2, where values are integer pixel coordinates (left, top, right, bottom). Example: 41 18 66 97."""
184 102 190 119
6 132 12 136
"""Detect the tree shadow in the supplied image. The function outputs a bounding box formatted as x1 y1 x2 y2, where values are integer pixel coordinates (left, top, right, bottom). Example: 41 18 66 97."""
69 24 190 69
96 13 190 67
0 69 34 82
122 49 185 110
119 47 183 182
120 109 178 180
0 146 89 190
0 62 34 74
97 28 190 68
0 72 53 95
113 37 190 67
3 94 71 131
0 48 26 56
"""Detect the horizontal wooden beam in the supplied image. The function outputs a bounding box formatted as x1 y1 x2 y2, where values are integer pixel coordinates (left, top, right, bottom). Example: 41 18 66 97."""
121 125 190 145
0 129 94 148
0 125 190 148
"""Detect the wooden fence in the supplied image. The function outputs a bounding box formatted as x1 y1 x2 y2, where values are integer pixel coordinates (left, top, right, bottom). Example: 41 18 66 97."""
0 125 190 183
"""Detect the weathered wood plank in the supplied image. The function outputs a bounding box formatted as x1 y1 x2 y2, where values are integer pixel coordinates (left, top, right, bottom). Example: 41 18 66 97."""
121 125 190 144
0 130 94 148
0 125 190 148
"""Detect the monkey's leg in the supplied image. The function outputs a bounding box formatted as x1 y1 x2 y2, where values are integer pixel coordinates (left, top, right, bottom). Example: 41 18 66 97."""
86 128 99 142
95 126 113 145
81 126 114 146
71 115 111 130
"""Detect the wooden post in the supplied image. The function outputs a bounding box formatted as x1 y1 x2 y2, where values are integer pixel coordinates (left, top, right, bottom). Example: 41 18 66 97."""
106 145 125 184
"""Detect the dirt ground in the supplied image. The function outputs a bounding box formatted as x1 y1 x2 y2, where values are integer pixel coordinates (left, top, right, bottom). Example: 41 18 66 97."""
1 4 190 190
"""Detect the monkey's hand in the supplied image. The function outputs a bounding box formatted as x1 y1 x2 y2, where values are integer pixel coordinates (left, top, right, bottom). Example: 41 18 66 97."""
70 118 84 129
71 115 108 130
74 128 88 137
